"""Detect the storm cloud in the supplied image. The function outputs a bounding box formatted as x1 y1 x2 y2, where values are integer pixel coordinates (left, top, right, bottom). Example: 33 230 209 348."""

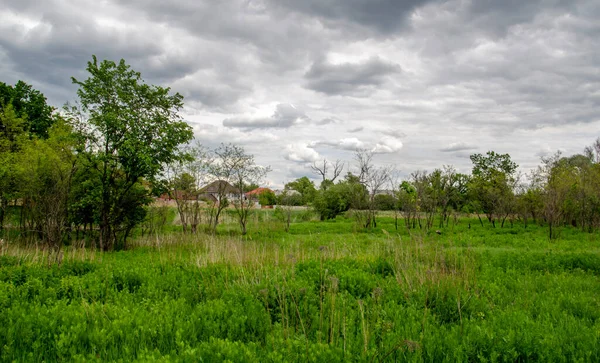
1 0 599 186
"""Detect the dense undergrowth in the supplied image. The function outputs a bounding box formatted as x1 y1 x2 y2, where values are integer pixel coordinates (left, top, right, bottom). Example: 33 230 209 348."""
1 214 599 362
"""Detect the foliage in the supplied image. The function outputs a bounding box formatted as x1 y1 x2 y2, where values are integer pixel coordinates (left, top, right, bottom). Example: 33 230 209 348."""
258 190 277 206
0 105 27 230
1 217 599 361
69 55 193 250
374 193 396 210
312 175 360 221
285 176 317 205
468 151 518 227
0 80 56 138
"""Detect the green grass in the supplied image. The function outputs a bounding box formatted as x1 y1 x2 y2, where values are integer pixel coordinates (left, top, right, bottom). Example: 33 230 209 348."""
1 214 599 362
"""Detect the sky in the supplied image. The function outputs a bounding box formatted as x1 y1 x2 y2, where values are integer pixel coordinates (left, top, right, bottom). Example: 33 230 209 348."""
1 0 599 188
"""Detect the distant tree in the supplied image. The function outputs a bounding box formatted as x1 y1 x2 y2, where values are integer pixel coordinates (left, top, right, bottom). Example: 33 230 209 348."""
311 159 344 189
69 56 193 250
534 152 571 239
258 190 277 206
285 176 317 205
374 193 396 211
515 178 543 228
213 143 270 235
276 189 297 232
243 182 260 193
165 144 212 233
398 180 418 229
311 158 344 182
355 149 393 228
534 140 600 237
469 151 518 227
313 181 352 220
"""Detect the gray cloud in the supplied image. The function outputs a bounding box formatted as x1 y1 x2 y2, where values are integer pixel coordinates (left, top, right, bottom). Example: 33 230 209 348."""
1 0 599 187
269 0 434 35
440 142 478 152
305 56 401 95
309 135 403 154
315 117 341 125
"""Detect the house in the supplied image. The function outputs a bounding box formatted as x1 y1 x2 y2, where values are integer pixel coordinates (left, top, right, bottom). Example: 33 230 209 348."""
245 187 274 199
245 187 275 208
198 180 242 204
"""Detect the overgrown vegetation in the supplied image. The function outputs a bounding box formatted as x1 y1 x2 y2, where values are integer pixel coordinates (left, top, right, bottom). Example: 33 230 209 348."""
1 216 599 362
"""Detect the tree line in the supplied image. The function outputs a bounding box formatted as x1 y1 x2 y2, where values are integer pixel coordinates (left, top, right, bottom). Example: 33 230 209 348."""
278 145 600 239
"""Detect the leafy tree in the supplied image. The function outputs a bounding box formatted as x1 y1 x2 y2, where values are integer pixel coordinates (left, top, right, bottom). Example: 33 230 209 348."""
313 182 351 220
17 119 78 252
398 180 418 229
258 190 277 206
374 193 396 211
70 56 193 250
285 176 317 205
469 151 518 227
0 81 55 138
312 173 366 221
535 152 572 239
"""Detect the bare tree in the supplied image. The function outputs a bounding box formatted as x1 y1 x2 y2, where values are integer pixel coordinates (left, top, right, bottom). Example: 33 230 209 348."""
535 152 569 239
165 143 212 234
389 171 403 231
354 149 393 229
277 188 295 232
214 143 270 235
311 159 344 184
584 137 600 163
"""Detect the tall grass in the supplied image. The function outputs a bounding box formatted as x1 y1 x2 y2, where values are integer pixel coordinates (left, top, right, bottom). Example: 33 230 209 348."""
0 215 599 361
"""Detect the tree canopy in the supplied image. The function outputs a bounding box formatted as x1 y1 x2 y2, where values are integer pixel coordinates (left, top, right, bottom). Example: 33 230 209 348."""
70 56 193 250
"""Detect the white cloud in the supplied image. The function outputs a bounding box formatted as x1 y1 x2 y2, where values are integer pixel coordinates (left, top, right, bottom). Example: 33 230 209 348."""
223 103 309 129
440 142 478 152
310 137 366 151
372 136 403 154
284 143 321 163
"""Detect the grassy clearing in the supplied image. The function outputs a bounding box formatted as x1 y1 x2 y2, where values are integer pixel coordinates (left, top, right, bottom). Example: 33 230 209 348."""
1 214 599 362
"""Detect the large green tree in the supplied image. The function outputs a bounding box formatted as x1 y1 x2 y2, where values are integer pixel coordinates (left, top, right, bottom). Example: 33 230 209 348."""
70 56 193 250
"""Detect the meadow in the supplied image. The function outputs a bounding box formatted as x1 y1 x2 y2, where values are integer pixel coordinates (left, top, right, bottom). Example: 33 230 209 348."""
1 211 599 362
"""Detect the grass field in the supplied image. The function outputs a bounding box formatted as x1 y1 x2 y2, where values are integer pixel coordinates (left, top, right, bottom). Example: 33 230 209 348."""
1 212 599 362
